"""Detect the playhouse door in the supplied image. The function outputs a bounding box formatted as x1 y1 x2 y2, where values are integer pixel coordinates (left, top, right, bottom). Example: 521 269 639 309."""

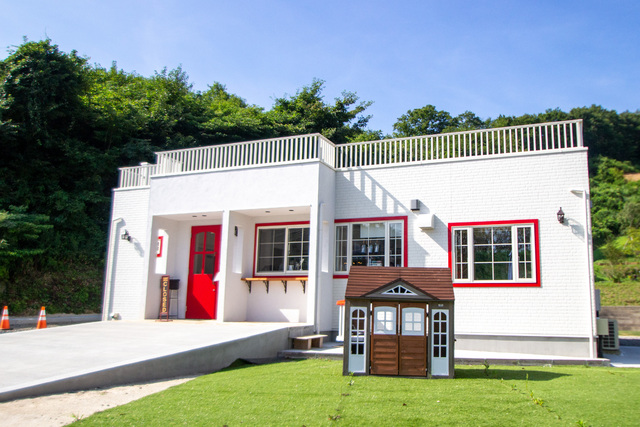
431 309 450 376
186 225 221 319
370 303 398 375
348 306 368 373
399 303 427 376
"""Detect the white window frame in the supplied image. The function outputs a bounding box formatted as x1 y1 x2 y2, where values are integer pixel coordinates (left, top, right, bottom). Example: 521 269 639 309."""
451 222 537 285
255 224 310 275
334 220 404 273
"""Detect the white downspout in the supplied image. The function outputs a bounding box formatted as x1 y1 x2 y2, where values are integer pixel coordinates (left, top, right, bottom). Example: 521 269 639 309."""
102 217 124 321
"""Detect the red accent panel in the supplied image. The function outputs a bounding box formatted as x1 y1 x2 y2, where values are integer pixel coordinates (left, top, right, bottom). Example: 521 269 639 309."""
156 236 163 258
253 221 311 277
448 219 540 288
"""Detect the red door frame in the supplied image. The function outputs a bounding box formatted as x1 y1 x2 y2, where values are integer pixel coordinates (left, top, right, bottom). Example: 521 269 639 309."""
186 225 221 319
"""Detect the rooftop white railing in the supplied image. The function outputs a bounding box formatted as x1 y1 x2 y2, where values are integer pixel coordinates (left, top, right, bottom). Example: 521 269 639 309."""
118 120 583 188
334 119 583 168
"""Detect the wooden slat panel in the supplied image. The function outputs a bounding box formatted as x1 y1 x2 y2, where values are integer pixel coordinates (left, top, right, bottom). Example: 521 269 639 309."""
370 335 398 375
399 336 426 376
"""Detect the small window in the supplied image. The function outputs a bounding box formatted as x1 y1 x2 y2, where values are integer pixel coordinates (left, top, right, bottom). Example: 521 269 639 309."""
373 306 397 335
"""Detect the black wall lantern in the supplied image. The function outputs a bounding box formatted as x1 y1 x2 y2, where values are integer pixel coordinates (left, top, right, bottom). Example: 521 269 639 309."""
557 208 565 224
121 229 132 242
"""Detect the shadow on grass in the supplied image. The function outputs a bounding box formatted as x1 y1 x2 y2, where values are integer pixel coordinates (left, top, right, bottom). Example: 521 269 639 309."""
455 367 569 381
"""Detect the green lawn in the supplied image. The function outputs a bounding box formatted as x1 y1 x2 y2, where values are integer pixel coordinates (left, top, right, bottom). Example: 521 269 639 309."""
596 280 640 306
76 359 639 426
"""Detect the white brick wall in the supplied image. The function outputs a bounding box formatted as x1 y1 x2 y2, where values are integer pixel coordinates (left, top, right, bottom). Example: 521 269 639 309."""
333 149 594 338
103 188 151 320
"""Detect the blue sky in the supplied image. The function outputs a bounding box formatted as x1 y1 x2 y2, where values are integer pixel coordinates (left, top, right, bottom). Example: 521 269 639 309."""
1 0 638 134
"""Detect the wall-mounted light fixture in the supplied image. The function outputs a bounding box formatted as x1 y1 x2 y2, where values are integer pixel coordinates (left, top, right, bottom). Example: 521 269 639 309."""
234 226 238 237
410 199 421 212
121 230 132 242
557 208 565 224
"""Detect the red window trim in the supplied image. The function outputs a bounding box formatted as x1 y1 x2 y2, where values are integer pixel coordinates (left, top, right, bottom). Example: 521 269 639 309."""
253 221 311 277
333 216 408 279
448 219 540 287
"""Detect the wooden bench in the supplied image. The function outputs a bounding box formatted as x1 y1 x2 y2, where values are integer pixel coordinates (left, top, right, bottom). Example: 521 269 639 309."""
292 334 328 350
241 277 308 294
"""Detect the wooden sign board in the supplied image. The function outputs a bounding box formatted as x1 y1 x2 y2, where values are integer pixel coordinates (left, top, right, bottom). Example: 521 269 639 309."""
159 275 171 321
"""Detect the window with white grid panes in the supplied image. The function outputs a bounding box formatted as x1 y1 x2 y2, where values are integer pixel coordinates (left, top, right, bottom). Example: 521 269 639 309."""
373 306 397 335
335 225 348 272
256 225 309 274
401 307 425 336
334 219 404 273
451 221 537 285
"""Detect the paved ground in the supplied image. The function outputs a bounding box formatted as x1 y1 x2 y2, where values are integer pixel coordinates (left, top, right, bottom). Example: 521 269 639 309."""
0 320 311 401
2 314 101 330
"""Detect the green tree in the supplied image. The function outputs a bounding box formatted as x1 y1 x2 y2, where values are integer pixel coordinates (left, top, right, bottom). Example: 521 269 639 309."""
269 79 372 144
393 105 454 137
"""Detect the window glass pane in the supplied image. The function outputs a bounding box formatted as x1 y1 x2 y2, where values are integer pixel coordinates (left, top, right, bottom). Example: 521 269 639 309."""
193 254 203 274
205 232 215 251
195 232 205 252
518 227 531 243
475 263 492 280
494 263 512 280
335 225 348 272
257 228 285 272
288 228 302 242
454 229 468 280
204 254 215 274
473 228 492 244
493 245 512 262
287 227 309 271
474 246 492 262
519 262 532 279
492 227 511 244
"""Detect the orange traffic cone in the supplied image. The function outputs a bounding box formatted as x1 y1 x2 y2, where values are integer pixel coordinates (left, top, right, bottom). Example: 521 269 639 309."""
36 306 47 329
1 306 10 330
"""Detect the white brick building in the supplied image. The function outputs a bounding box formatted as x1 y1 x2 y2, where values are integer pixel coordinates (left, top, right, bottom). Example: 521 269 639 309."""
103 119 597 358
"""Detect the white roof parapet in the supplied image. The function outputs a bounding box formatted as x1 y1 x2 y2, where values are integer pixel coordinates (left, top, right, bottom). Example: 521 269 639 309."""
117 119 584 189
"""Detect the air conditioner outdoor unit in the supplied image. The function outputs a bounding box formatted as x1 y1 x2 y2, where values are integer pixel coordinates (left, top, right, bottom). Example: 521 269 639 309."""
601 319 619 351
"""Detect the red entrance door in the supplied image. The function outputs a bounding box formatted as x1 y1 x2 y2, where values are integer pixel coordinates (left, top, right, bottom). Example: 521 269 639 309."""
186 225 221 319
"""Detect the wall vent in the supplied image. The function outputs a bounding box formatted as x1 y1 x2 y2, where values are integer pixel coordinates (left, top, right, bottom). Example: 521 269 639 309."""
601 319 619 351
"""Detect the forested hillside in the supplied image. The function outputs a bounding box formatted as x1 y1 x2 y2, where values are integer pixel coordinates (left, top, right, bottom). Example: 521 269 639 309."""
1 39 639 313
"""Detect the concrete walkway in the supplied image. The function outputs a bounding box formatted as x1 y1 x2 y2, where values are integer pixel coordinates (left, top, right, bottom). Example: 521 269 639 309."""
0 320 312 402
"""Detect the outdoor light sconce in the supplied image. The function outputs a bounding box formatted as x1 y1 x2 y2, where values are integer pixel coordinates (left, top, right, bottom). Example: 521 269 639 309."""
557 208 565 224
121 229 132 242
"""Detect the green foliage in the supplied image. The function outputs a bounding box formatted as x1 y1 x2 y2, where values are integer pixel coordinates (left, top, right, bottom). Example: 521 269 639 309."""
270 78 373 144
2 37 640 313
393 104 454 136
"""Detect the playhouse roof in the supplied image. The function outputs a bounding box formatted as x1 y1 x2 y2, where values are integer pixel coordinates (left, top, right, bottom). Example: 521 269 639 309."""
345 266 454 301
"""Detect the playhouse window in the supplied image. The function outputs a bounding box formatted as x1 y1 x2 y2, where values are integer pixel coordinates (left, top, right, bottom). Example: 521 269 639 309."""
450 221 538 285
334 220 404 273
256 226 309 274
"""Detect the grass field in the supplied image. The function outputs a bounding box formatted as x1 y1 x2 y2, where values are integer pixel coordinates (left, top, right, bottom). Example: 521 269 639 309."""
76 359 640 426
596 280 640 306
